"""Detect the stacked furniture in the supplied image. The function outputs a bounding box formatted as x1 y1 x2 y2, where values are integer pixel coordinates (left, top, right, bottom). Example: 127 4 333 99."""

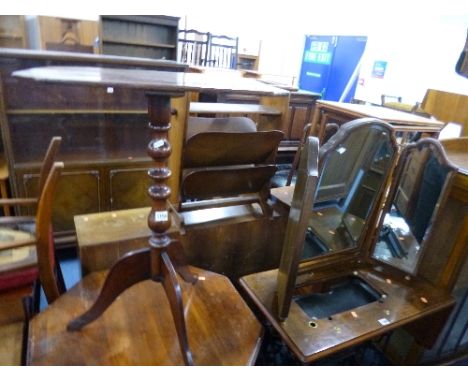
0 48 186 244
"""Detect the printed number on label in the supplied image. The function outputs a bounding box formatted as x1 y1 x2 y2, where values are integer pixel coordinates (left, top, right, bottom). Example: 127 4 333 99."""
155 211 168 222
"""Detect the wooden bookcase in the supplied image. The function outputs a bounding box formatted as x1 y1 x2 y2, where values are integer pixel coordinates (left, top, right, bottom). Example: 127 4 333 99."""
100 15 179 60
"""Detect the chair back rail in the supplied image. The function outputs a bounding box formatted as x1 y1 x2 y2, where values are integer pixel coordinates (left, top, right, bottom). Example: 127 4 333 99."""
183 130 284 167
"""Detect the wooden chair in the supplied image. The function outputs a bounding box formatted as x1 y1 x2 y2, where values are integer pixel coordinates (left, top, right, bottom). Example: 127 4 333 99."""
0 162 66 365
178 30 239 69
207 33 238 69
0 162 66 306
0 136 62 227
178 29 210 67
271 122 339 188
185 116 256 140
180 117 283 215
0 157 10 216
0 136 63 335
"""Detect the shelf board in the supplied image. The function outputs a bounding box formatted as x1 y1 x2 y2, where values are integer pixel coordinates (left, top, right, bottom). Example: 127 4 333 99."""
102 38 176 49
0 34 23 39
7 109 147 115
15 153 151 168
8 103 282 116
189 102 281 115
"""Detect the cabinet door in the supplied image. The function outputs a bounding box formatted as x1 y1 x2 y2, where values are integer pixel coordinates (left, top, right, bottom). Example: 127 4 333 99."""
20 170 101 235
109 168 151 211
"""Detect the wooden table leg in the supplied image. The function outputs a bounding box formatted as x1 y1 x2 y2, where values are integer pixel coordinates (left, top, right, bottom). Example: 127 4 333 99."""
67 92 197 366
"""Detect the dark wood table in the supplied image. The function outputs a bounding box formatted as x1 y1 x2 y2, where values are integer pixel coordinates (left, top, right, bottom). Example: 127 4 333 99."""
311 100 445 143
13 66 288 365
28 267 262 365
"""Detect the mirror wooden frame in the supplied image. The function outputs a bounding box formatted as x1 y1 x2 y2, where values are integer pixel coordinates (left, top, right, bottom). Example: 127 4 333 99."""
276 118 398 319
368 138 459 276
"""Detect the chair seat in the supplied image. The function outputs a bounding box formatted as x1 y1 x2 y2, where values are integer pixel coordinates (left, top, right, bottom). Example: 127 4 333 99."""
0 227 37 291
0 228 36 272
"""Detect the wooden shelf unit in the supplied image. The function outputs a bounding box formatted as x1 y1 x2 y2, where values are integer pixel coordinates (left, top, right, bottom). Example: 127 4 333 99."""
100 15 179 60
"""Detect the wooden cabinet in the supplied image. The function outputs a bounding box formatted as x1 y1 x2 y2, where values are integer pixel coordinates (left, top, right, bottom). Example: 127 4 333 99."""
310 100 445 143
0 16 28 49
237 54 259 70
26 16 99 53
100 15 179 60
0 48 186 243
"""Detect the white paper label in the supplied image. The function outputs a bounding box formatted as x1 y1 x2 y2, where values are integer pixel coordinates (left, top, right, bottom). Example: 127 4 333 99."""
378 318 390 326
155 211 168 222
153 139 165 148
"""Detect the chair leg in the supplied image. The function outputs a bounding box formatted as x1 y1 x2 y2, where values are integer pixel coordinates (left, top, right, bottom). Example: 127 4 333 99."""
32 281 41 315
161 251 194 366
20 286 37 366
54 252 67 295
20 317 29 366
259 199 272 218
67 247 151 331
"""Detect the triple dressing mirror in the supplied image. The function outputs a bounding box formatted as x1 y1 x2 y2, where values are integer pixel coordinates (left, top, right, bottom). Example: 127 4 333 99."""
240 126 456 363
277 118 398 318
277 126 457 322
241 124 457 363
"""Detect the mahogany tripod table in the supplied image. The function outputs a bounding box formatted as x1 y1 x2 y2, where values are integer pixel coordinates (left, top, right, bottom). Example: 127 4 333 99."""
14 66 289 365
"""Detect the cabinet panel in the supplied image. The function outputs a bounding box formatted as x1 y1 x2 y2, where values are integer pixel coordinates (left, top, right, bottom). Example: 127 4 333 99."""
19 170 101 234
8 114 149 163
109 167 151 211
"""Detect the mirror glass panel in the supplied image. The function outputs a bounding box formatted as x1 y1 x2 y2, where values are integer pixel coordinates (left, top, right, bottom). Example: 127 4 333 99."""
302 122 395 260
372 143 452 274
